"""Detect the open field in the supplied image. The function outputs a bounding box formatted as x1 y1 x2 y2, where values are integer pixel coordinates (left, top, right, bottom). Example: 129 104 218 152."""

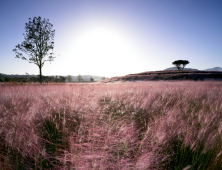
0 81 222 169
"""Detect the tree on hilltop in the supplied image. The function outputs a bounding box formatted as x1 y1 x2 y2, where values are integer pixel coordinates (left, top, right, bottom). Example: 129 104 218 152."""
172 60 190 70
13 16 56 83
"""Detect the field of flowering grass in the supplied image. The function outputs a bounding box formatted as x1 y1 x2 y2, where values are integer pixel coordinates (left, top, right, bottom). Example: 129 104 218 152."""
0 81 222 170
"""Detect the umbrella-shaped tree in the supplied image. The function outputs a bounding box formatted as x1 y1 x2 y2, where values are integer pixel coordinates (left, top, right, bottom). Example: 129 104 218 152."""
172 60 190 70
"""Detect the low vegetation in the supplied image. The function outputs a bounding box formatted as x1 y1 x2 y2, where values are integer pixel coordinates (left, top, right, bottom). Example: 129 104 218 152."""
102 70 222 83
0 81 222 169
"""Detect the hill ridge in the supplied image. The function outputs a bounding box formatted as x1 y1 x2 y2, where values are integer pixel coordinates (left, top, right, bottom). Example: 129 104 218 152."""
102 70 222 83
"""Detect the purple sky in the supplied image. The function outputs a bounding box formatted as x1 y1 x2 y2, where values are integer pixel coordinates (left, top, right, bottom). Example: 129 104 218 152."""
0 0 222 77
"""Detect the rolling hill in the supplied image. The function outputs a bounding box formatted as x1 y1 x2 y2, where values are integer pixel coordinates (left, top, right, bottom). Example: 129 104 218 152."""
101 70 222 83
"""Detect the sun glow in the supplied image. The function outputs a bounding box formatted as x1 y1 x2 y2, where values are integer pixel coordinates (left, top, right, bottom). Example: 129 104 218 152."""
65 25 139 77
75 27 133 60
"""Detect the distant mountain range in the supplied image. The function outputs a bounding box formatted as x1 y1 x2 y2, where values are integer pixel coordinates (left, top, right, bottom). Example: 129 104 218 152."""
67 75 105 81
165 67 222 71
0 73 105 82
69 75 105 81
204 67 222 71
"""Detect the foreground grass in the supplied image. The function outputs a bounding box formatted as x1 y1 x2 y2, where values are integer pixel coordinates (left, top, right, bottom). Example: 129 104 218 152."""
0 81 222 169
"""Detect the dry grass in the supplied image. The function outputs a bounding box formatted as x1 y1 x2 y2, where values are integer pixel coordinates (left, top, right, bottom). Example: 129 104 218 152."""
0 81 222 169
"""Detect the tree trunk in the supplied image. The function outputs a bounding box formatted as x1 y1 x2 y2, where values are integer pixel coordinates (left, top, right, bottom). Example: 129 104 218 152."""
39 66 43 83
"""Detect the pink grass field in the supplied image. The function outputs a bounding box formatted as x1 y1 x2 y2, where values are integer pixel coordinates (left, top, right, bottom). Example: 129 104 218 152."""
0 81 222 169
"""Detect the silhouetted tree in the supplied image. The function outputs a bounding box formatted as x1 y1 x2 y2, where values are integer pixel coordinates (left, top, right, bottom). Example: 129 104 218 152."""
55 75 59 82
172 60 190 70
59 76 67 82
0 74 4 82
46 76 55 82
67 75 73 82
13 16 56 83
78 74 84 82
30 76 38 83
4 77 10 82
90 77 94 82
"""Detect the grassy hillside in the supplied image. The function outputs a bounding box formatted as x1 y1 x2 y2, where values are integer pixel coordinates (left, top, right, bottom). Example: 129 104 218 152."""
102 70 222 83
0 82 222 169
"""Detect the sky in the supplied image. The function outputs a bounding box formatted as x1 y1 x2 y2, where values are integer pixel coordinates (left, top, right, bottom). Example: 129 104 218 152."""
0 0 222 77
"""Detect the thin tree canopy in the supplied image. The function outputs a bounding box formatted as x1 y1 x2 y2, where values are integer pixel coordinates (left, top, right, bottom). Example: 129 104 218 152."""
13 16 56 82
67 75 73 82
172 60 190 70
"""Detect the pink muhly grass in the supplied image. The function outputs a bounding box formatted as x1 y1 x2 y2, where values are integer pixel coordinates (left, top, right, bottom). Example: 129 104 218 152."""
0 81 221 169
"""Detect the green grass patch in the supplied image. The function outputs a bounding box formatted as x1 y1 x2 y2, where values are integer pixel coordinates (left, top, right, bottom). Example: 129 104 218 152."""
163 140 222 170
